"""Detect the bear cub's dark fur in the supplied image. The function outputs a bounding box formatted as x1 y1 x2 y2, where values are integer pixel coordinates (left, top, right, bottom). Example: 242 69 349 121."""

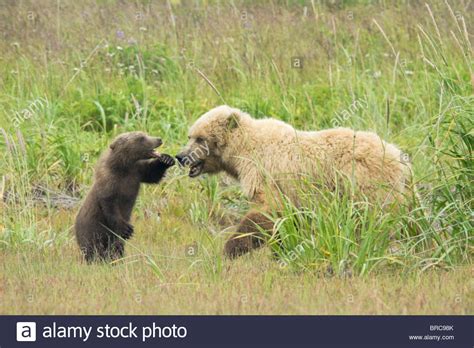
75 131 175 263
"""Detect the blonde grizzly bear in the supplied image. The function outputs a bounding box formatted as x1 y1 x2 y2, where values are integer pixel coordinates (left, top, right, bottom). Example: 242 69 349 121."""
177 105 411 258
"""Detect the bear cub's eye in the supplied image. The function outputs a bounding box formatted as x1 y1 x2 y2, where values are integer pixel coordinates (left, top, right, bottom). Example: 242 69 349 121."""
196 137 205 143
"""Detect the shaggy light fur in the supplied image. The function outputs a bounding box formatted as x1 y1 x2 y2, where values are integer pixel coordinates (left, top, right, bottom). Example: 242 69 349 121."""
178 105 412 257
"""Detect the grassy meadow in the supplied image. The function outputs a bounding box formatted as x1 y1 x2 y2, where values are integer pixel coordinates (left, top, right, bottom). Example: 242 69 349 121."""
0 0 473 314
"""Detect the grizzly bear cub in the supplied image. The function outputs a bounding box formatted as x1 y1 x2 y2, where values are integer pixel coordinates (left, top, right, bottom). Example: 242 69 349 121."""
75 131 175 263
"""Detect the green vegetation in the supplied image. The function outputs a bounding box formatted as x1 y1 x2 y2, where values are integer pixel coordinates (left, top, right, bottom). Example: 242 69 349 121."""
0 0 472 314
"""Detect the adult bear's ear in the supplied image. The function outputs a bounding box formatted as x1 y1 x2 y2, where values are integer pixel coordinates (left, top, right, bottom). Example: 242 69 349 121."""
226 112 240 131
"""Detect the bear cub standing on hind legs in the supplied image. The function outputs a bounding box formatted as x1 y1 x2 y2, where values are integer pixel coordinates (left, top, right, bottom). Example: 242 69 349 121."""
75 131 175 263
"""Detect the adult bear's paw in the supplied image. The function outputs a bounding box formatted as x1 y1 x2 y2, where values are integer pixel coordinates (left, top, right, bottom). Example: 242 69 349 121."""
224 236 252 259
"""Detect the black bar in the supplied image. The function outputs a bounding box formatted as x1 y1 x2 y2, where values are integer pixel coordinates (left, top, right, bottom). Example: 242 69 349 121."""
2 315 472 347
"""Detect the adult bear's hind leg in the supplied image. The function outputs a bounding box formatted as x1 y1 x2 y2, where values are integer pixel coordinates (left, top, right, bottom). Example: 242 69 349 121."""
224 210 274 259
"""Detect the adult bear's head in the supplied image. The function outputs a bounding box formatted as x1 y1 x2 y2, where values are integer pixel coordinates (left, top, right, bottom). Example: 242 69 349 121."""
176 105 244 178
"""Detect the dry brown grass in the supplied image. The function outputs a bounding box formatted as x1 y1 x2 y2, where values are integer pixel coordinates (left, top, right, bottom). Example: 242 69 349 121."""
1 213 472 315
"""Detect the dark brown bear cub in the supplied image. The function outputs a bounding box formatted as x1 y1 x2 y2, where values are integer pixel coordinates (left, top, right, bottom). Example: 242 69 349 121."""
75 131 175 263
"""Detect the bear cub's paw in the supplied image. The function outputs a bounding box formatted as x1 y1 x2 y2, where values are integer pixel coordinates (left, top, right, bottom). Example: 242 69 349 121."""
119 222 134 239
159 153 176 167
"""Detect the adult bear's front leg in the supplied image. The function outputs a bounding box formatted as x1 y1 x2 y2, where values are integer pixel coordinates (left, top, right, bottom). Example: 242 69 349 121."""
224 210 274 258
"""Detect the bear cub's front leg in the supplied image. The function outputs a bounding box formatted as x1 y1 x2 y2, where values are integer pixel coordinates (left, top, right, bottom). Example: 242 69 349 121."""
138 154 176 183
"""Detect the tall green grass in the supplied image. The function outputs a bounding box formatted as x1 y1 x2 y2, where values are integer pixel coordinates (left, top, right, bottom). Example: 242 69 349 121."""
0 1 472 273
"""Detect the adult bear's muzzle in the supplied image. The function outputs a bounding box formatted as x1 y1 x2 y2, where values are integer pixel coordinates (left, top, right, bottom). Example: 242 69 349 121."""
175 152 204 177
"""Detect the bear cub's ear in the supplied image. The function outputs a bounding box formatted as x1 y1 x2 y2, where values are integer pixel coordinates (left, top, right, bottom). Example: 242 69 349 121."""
226 112 240 131
110 137 125 151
